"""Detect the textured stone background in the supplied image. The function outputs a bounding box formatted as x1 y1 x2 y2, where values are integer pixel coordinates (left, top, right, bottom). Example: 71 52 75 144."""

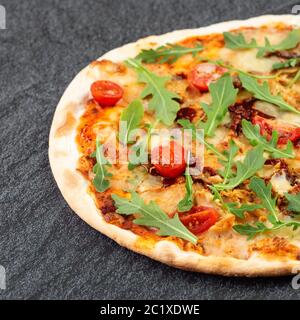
1 0 300 300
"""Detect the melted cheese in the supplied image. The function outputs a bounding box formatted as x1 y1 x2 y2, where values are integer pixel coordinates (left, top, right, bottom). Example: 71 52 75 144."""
270 172 292 195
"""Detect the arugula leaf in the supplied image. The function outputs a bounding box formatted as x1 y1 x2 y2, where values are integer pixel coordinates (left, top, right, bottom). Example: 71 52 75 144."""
210 186 262 219
198 57 276 79
178 153 193 212
285 192 300 213
199 74 238 136
239 72 300 115
119 99 144 144
127 122 154 169
223 32 258 50
218 140 239 183
257 30 300 58
233 220 300 240
112 192 198 243
233 222 271 239
177 119 228 161
226 203 263 219
214 146 265 190
214 177 300 239
136 43 203 64
126 58 180 126
242 120 294 159
224 30 300 58
289 69 300 87
92 140 112 192
249 176 278 223
272 57 300 70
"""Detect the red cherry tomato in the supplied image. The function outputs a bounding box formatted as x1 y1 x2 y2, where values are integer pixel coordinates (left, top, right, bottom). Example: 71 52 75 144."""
151 141 186 178
252 115 300 145
188 63 228 92
180 206 218 235
91 80 123 107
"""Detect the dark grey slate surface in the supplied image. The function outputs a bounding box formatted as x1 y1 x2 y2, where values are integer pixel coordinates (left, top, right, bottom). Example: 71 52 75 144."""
1 0 300 300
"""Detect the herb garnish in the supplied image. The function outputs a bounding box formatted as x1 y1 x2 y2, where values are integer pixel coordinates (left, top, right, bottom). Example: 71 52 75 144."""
92 140 112 192
126 58 180 126
218 140 239 184
178 152 193 212
272 57 300 70
177 119 228 161
119 99 144 144
214 146 265 191
199 74 238 137
285 192 300 214
211 186 263 219
242 120 294 159
233 177 300 239
224 30 300 58
239 72 300 115
137 43 203 64
112 192 198 243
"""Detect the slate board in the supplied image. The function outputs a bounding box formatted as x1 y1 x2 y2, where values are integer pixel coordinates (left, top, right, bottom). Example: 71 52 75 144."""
1 0 300 300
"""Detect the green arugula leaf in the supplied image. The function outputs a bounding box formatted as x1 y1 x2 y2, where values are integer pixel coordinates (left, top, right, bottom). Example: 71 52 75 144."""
214 146 265 190
233 178 300 239
136 43 203 64
226 203 263 219
198 57 276 79
177 119 228 161
249 176 279 223
119 99 144 144
215 176 300 239
178 153 193 212
285 192 300 213
242 119 294 159
127 122 154 169
92 140 112 192
289 69 300 87
257 30 300 58
239 72 300 115
233 222 270 239
126 58 180 126
218 140 239 183
210 186 262 219
223 32 258 50
233 220 300 240
112 192 198 243
272 57 300 70
199 74 238 137
224 30 300 58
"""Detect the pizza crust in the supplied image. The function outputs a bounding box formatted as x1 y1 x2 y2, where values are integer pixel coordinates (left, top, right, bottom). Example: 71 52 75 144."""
49 15 300 276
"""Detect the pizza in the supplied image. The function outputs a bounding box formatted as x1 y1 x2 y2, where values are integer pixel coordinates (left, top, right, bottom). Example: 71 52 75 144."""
49 15 300 276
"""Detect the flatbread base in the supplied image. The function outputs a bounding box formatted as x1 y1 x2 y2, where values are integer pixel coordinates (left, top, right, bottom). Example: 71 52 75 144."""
49 14 300 276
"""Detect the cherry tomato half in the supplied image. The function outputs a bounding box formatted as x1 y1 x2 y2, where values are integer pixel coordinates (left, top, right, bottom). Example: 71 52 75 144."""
91 80 123 107
188 63 228 92
252 115 300 145
151 141 186 178
180 206 218 235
